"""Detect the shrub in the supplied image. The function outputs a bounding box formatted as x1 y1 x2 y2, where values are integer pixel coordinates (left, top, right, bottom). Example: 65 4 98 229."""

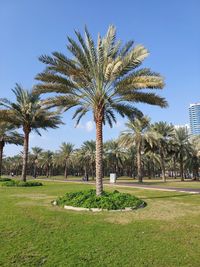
0 178 11 182
55 189 146 210
2 180 43 187
2 180 16 186
17 181 43 187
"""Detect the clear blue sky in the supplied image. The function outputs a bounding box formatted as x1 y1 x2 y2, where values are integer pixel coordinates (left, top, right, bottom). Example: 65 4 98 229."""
1 0 200 156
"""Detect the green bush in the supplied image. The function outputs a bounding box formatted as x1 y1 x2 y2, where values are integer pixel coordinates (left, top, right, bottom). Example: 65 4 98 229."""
2 180 43 187
0 178 11 182
55 189 146 210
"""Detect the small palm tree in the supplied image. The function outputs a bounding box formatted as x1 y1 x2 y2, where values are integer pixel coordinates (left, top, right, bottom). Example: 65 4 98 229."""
0 85 63 181
0 122 23 177
34 25 167 195
59 142 74 178
119 116 153 182
151 122 174 181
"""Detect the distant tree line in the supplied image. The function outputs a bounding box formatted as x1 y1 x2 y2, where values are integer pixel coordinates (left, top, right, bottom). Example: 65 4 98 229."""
2 118 200 181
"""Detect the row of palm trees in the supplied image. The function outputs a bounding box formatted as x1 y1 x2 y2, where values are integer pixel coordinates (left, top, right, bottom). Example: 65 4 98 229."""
0 25 169 195
2 118 200 181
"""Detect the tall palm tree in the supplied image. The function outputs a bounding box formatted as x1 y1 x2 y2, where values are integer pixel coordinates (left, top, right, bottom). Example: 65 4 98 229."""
0 122 23 177
34 25 167 195
31 147 43 178
0 85 62 181
150 122 174 181
59 142 74 178
119 116 153 182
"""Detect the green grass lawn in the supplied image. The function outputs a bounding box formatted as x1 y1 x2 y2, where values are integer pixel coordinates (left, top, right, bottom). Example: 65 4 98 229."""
5 174 200 189
1 181 200 267
36 175 200 189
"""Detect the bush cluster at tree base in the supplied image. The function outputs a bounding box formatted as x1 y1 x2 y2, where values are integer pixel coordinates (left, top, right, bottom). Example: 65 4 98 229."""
2 180 43 187
55 189 146 210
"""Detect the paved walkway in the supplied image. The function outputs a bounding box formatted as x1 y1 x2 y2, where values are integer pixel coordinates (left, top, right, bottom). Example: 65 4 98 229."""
37 178 200 194
113 181 200 194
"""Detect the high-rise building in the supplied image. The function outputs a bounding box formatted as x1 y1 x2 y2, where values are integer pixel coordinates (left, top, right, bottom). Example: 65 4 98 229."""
189 103 200 135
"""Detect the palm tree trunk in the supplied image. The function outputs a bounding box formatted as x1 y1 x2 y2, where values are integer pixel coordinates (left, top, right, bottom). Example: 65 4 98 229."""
0 141 4 178
180 154 184 181
91 162 94 180
160 151 166 182
46 167 49 178
173 157 177 178
64 161 67 178
49 167 51 177
136 142 142 183
95 119 103 195
33 163 37 178
21 131 30 182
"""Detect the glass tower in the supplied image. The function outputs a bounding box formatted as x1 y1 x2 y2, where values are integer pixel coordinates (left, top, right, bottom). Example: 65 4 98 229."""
189 103 200 135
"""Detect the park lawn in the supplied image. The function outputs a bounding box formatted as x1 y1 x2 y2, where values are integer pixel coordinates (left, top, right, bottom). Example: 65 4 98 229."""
36 175 200 189
0 181 200 267
4 174 200 189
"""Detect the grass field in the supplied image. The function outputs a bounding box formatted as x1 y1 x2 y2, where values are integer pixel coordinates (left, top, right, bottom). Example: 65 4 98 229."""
5 174 200 189
1 180 200 266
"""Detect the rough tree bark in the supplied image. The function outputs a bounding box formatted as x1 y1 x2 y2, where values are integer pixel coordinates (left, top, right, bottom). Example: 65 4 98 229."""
95 118 103 196
136 141 143 183
64 160 68 178
21 128 30 182
180 154 184 181
160 148 166 182
0 141 5 177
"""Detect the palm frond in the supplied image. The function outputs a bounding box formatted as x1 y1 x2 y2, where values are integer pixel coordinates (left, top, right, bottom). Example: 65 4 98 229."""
122 92 168 108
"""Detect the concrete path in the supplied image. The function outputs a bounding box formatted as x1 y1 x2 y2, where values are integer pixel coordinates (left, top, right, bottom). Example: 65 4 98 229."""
37 178 200 194
113 181 200 194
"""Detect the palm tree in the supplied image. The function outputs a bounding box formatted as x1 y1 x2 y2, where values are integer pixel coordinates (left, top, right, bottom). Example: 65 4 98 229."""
0 85 62 181
104 139 126 177
124 146 137 178
151 122 174 181
34 25 167 195
119 116 153 182
39 150 54 177
31 147 43 178
0 122 23 177
58 142 74 178
173 127 190 181
186 136 200 180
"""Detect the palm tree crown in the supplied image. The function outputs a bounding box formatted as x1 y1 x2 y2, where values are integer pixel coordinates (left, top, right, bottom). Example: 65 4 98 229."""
34 25 168 195
0 85 62 134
